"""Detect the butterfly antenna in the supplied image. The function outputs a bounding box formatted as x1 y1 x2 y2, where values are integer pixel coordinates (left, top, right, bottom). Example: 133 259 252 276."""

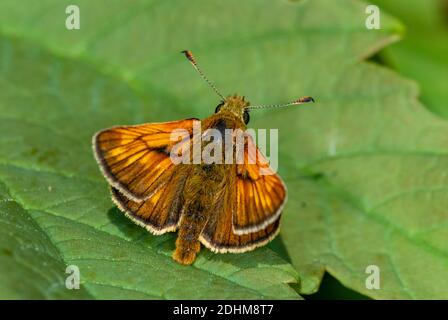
182 50 225 101
246 96 315 110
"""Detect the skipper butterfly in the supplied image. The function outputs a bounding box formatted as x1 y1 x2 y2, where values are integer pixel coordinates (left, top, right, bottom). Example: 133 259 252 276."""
93 51 314 264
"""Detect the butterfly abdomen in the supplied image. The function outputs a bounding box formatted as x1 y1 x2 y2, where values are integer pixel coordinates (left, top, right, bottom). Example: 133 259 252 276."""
173 164 225 265
173 200 207 265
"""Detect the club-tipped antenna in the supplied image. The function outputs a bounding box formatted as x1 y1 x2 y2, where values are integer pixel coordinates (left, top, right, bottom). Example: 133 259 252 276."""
246 96 315 110
181 50 225 101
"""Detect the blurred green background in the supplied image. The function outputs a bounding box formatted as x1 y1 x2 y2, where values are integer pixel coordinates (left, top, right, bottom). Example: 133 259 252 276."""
372 0 448 118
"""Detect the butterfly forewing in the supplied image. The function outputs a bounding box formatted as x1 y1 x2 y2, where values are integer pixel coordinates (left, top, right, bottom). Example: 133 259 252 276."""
233 133 287 235
93 119 198 202
199 172 281 253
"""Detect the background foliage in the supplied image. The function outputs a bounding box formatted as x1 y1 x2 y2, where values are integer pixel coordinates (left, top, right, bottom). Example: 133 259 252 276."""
372 0 448 118
0 0 447 299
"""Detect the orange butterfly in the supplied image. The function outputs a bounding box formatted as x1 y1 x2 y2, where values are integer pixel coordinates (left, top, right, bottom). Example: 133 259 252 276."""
93 51 314 265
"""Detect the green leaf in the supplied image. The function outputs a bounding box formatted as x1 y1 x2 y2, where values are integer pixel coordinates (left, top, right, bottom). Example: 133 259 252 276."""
0 182 91 299
370 0 448 118
0 0 447 300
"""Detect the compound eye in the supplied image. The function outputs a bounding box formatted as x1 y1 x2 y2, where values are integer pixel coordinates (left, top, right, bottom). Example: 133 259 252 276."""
215 102 224 113
243 110 250 124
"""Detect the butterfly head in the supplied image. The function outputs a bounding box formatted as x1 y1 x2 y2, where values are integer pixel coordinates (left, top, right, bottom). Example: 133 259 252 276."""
215 95 251 125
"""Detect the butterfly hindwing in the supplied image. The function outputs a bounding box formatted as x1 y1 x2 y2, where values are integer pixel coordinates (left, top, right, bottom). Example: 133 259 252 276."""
93 119 198 202
111 165 191 235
